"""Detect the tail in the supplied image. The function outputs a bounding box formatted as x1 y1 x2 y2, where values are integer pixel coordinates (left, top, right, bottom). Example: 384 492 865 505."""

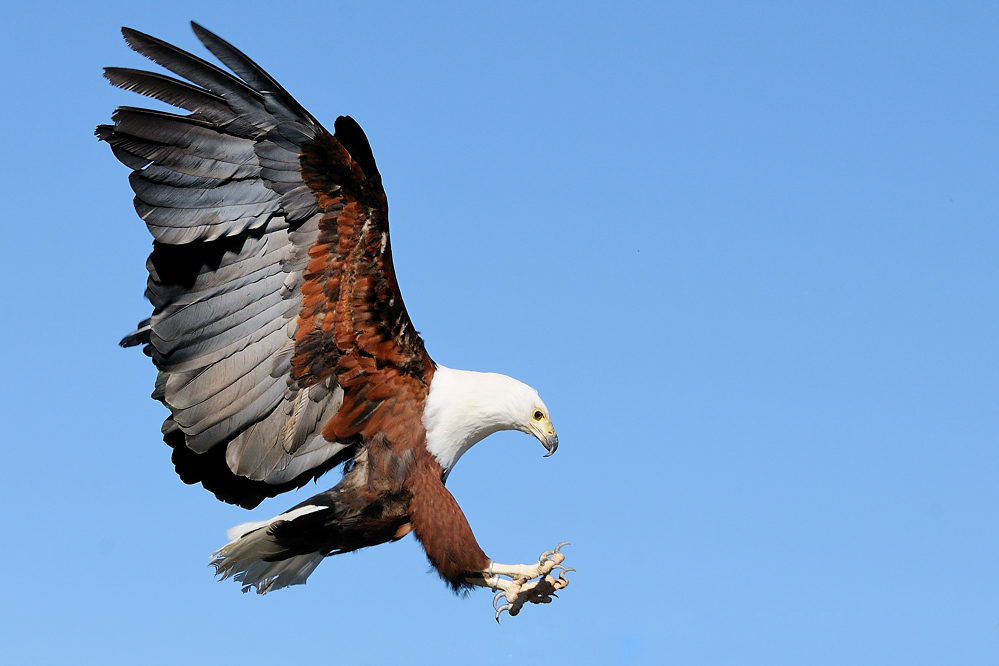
211 453 411 594
211 504 329 594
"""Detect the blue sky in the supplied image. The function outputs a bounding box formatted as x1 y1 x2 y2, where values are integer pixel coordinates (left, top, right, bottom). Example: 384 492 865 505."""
1 1 997 664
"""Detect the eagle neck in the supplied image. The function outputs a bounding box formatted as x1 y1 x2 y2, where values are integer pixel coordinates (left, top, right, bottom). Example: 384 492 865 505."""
421 366 530 474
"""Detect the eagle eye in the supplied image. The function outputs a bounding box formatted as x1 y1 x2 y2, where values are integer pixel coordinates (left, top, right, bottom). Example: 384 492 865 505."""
533 410 544 421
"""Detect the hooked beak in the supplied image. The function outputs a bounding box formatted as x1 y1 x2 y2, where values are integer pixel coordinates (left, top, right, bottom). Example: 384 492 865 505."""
543 431 559 457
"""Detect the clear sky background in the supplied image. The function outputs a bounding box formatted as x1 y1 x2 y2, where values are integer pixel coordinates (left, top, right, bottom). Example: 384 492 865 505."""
0 1 996 664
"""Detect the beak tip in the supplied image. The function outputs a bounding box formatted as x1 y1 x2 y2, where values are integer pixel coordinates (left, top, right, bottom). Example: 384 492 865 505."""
543 434 559 457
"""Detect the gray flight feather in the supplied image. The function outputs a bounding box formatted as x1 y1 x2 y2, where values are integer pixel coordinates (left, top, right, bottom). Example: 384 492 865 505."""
102 24 352 507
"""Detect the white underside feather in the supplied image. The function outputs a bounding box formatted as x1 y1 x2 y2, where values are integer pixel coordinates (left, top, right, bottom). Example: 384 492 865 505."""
212 505 326 594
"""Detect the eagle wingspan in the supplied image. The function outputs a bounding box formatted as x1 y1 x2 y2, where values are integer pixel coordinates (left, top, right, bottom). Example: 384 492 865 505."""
101 23 432 509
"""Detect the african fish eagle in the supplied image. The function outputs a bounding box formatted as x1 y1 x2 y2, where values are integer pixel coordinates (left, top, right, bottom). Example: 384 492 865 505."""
98 22 570 620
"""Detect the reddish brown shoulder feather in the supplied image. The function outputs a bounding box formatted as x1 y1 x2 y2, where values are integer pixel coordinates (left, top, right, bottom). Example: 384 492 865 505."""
292 129 435 445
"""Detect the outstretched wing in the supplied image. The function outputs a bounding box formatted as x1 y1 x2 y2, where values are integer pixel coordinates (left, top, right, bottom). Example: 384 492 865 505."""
100 23 433 509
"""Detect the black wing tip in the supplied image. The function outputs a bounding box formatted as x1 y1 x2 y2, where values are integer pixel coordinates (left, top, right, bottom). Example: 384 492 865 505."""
102 65 136 79
119 335 146 348
101 66 136 90
120 26 159 58
120 26 144 45
333 115 380 179
120 26 180 58
190 21 211 38
165 427 353 510
121 23 221 56
120 318 152 347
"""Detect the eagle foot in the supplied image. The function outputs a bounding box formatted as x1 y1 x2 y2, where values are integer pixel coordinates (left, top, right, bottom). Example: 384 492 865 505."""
492 572 572 621
471 542 573 622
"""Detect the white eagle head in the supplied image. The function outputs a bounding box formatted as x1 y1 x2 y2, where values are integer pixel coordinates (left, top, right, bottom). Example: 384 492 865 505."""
422 365 558 473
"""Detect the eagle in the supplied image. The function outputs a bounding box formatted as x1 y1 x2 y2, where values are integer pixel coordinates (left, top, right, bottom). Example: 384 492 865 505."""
98 22 571 620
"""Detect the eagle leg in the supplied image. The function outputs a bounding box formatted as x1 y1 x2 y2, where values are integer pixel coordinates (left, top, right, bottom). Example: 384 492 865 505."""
466 542 573 621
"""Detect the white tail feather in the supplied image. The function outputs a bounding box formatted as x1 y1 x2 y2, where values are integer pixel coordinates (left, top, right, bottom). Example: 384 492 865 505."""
211 505 326 594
